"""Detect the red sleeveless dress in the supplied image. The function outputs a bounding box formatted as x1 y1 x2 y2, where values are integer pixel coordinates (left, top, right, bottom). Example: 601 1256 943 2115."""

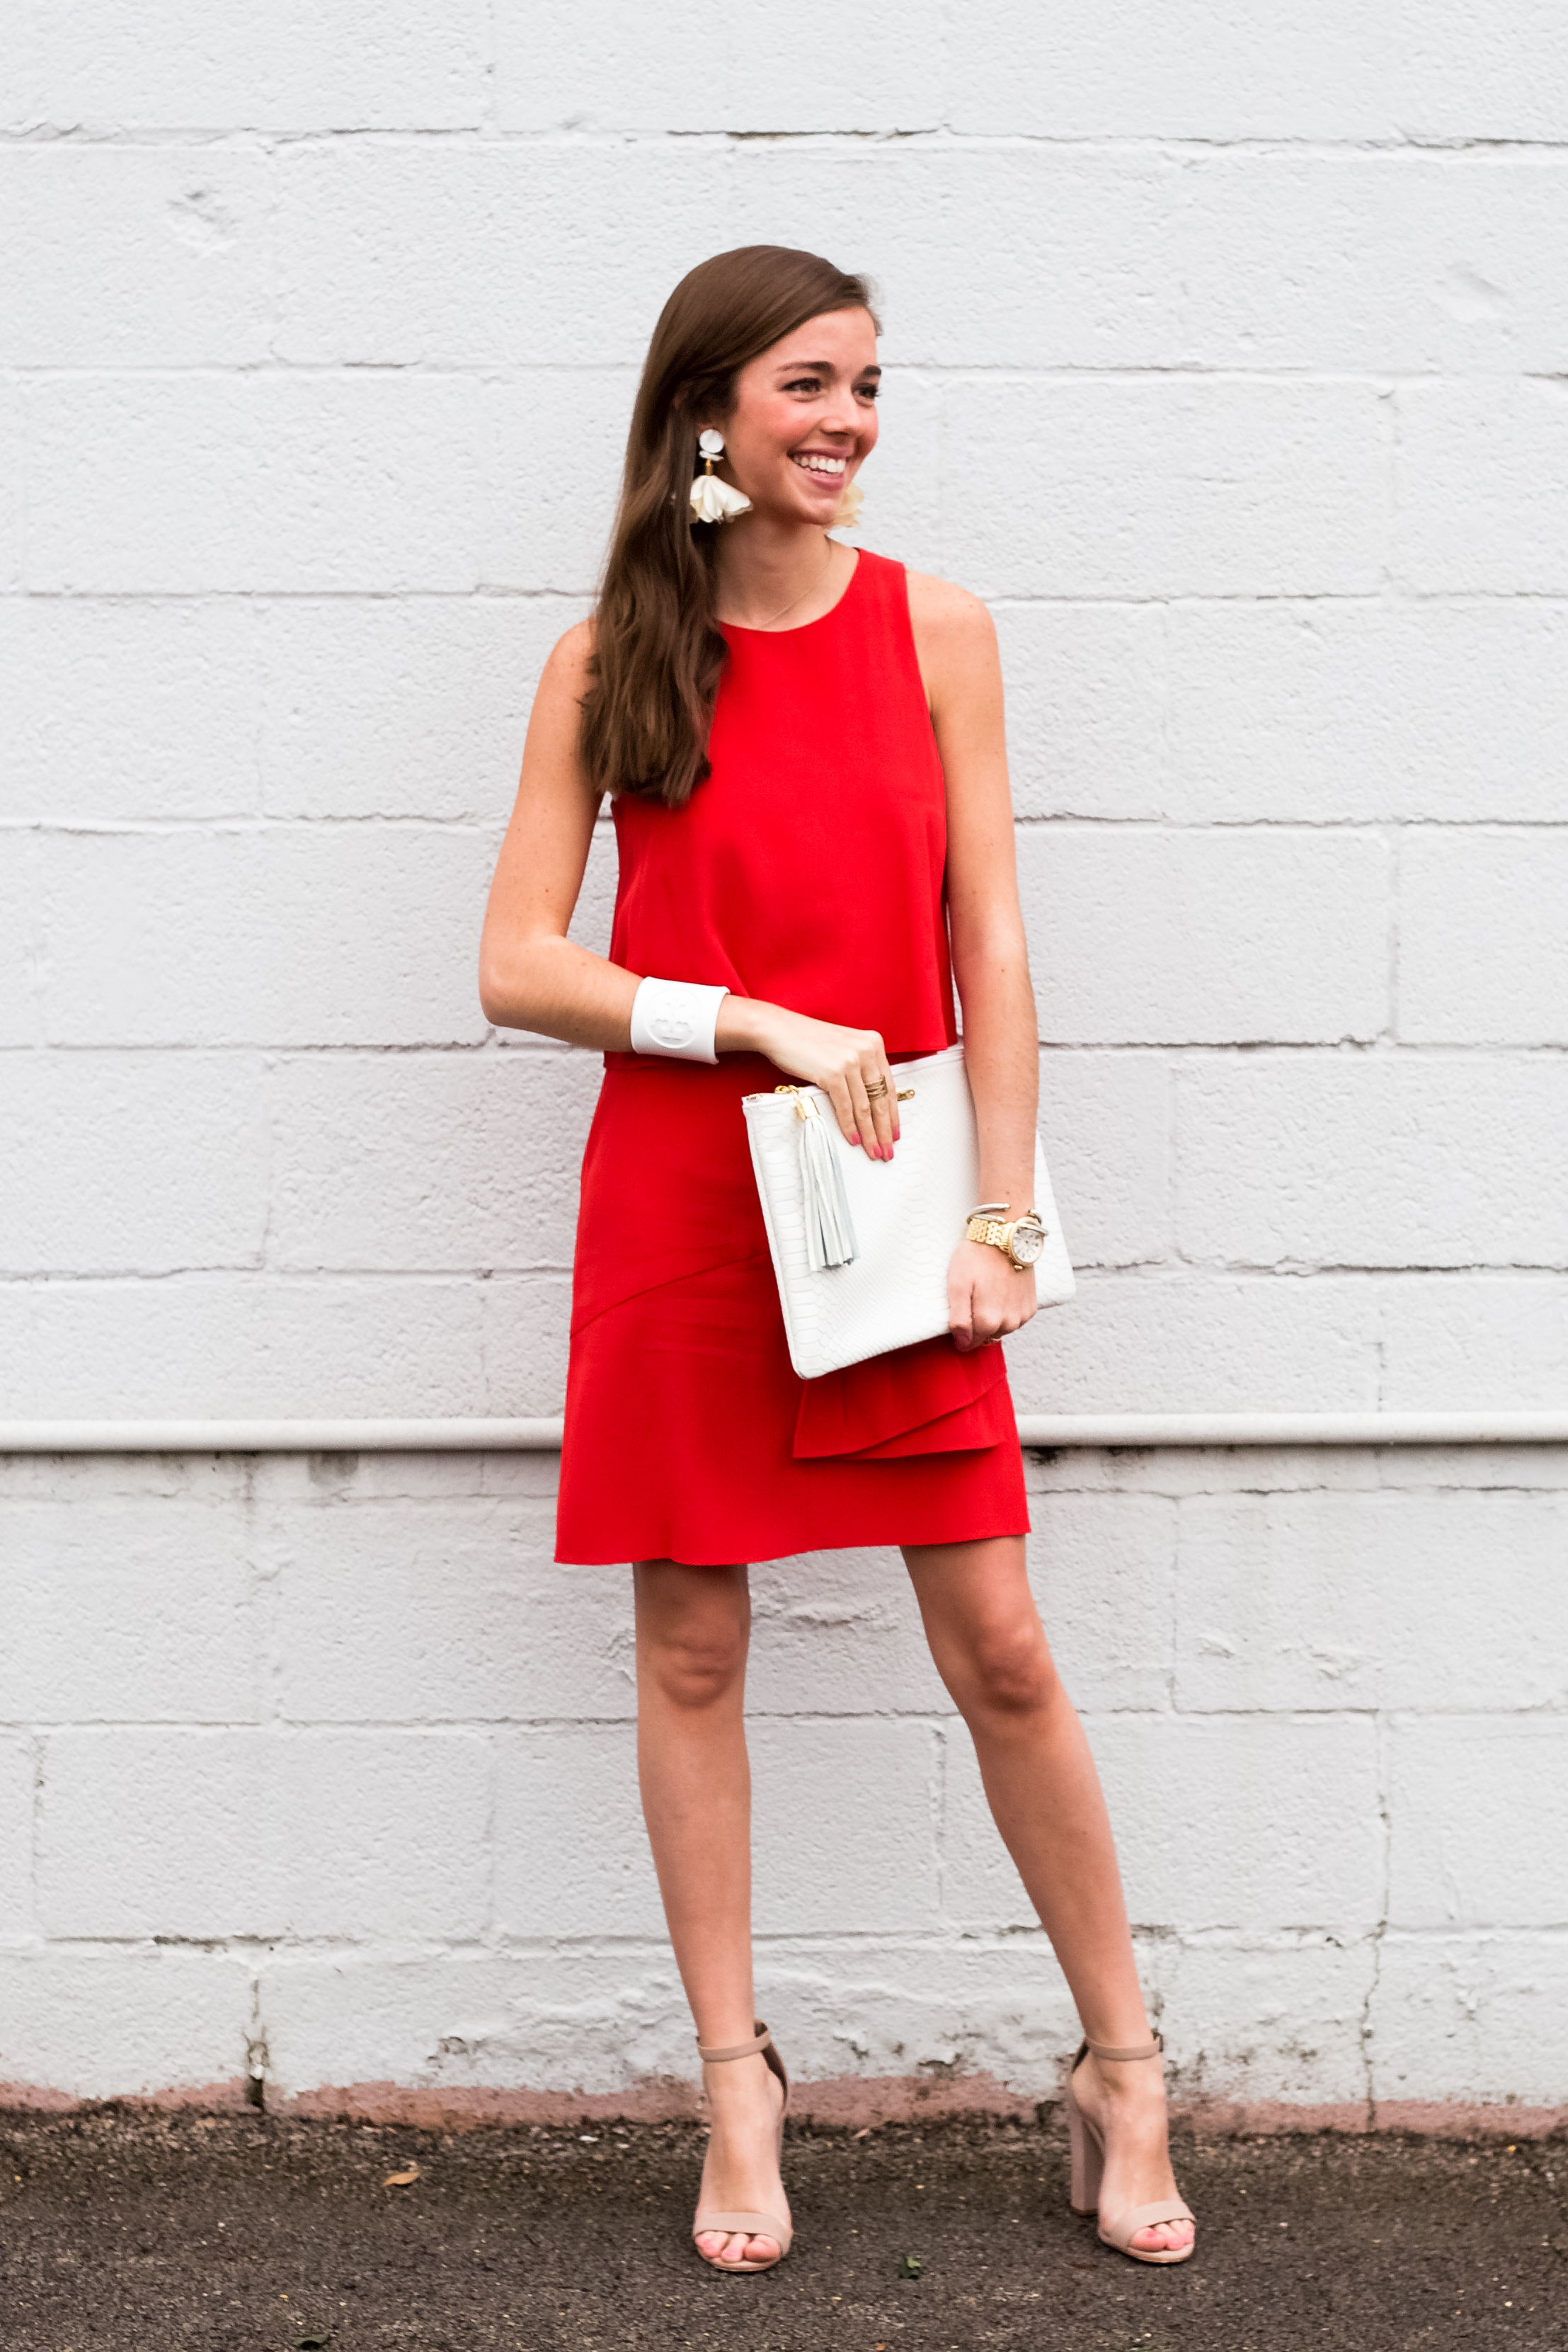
554 549 1029 1565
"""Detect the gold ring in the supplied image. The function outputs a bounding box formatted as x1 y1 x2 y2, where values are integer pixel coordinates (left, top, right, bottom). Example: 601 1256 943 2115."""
864 1078 889 1099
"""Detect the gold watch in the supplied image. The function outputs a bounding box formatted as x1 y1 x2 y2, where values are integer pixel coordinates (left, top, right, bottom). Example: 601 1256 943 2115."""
965 1201 1048 1272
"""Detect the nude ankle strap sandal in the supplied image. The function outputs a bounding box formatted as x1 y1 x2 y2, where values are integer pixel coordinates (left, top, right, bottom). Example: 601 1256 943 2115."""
1061 2031 1196 2266
691 2020 793 2273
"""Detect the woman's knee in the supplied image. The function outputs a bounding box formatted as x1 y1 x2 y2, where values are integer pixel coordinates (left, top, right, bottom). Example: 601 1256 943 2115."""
644 1623 746 1711
635 1567 749 1710
952 1614 1062 1721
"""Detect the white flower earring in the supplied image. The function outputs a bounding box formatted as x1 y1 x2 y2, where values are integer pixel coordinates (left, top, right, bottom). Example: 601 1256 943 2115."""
689 428 752 525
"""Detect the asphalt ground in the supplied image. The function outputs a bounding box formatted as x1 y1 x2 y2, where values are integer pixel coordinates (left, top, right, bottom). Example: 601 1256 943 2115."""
1 2106 1564 2351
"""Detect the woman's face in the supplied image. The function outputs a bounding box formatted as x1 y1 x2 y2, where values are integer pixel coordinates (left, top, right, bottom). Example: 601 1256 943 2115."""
714 307 880 526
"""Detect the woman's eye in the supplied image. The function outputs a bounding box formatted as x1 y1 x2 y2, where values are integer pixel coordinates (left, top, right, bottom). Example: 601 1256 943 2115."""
784 376 822 394
856 382 880 400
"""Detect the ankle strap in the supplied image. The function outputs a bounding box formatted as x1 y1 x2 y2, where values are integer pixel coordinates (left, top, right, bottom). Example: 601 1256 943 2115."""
1082 2031 1165 2062
697 2020 774 2065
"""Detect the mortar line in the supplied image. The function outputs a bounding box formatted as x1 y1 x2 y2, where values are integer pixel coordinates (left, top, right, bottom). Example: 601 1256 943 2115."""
8 125 1568 154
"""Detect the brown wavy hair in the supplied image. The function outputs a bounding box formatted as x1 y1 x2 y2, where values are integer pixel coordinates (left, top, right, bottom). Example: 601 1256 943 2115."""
580 245 878 809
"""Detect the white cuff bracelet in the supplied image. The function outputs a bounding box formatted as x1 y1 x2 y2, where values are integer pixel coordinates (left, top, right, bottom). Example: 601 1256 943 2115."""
629 976 729 1063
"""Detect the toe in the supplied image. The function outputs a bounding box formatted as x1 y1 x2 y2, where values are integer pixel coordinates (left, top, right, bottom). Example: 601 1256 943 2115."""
744 2233 780 2265
703 2230 757 2268
1131 2218 1194 2254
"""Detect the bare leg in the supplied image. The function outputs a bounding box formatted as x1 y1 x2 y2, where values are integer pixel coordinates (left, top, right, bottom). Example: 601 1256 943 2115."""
634 1558 787 2270
903 1533 1193 2256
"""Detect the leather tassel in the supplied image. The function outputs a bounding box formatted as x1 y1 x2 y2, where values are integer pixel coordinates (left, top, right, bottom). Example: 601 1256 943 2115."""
796 1097 857 1271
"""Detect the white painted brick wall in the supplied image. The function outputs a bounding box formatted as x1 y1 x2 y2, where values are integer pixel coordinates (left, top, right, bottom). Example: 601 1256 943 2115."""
1380 1277 1568 1410
3 3 1566 2125
1372 1936 1568 2114
38 1726 492 1941
7 1 489 132
1402 830 1568 1044
0 384 26 593
2 1055 270 1274
0 1947 255 2101
1020 829 1390 1044
0 1735 36 1941
44 829 493 1046
1164 601 1568 825
0 1496 258 1721
1387 1717 1568 1930
947 1 1391 141
1176 1492 1568 1716
1177 1057 1568 1269
0 147 273 367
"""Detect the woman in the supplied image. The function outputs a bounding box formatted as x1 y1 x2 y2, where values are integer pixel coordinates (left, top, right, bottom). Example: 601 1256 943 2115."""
479 246 1195 2274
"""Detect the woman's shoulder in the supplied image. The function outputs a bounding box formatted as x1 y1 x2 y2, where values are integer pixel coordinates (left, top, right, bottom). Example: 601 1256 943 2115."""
542 615 598 694
900 565 997 647
898 566 999 690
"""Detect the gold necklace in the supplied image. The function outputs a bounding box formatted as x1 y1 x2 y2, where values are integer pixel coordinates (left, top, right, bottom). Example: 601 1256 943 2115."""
733 545 835 632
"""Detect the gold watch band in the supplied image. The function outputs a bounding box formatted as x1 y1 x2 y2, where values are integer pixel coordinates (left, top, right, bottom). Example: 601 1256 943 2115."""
965 1211 1041 1267
966 1216 1013 1251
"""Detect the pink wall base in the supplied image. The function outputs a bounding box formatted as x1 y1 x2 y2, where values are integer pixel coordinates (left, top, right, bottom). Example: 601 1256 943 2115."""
0 2077 255 2115
3 2073 1564 2138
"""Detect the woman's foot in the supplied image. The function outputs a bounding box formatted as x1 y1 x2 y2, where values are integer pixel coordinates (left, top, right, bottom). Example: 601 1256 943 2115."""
1069 2048 1194 2258
694 2049 790 2269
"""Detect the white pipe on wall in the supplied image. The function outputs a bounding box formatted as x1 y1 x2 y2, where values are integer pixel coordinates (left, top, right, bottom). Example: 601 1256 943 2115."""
1 1412 1566 1453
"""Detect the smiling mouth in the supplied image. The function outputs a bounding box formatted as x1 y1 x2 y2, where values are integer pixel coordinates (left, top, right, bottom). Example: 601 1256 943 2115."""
791 452 847 479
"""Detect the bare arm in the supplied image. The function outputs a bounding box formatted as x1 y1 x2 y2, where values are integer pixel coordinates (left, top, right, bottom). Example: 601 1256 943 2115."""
907 571 1041 1351
477 624 632 1045
477 623 907 1155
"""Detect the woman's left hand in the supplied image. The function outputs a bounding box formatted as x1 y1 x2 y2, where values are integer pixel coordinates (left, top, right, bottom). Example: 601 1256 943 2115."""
949 1238 1038 1353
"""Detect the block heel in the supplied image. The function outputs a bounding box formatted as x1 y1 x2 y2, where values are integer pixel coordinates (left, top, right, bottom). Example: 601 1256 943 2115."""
1063 2065 1104 2215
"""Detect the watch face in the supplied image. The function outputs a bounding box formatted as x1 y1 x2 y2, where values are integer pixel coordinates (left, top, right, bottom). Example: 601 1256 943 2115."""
1010 1223 1046 1267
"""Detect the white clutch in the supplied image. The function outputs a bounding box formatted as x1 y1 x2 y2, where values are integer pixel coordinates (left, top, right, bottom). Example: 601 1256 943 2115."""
742 1042 1075 1381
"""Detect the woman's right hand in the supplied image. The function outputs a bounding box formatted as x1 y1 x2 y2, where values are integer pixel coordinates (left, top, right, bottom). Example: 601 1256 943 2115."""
718 999 900 1160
